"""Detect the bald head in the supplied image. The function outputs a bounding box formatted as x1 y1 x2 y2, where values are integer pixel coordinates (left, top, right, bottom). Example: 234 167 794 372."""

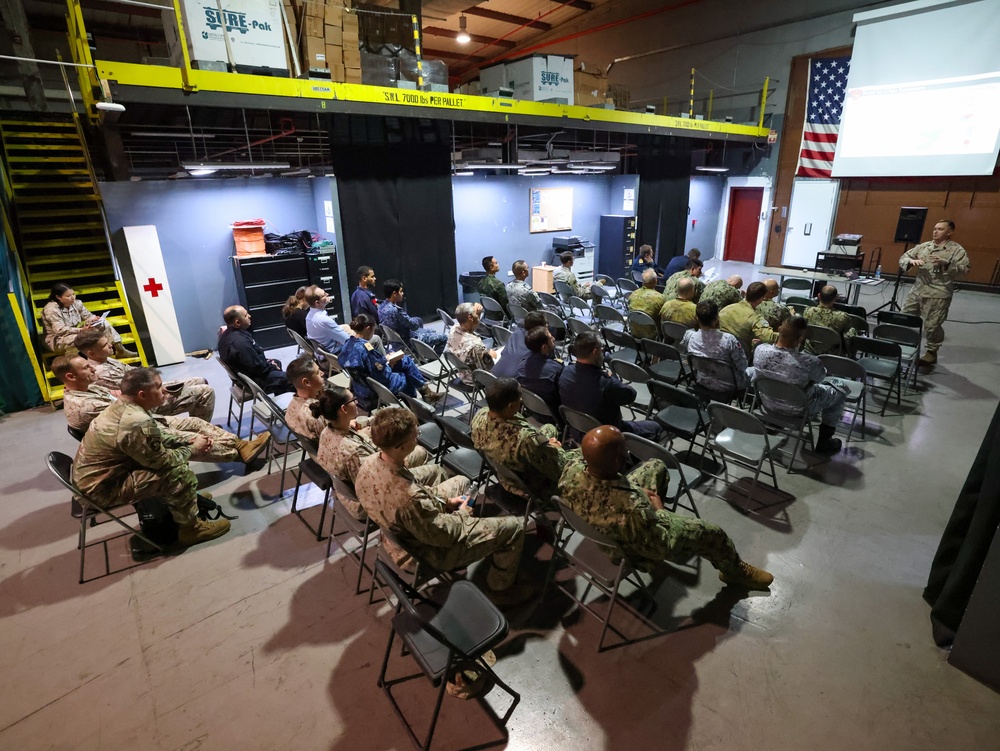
818 285 839 306
676 277 695 300
581 426 627 479
763 279 780 299
641 268 658 287
727 275 743 289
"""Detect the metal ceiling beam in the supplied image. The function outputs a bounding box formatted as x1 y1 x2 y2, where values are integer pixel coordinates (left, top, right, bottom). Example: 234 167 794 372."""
462 7 552 31
421 26 516 49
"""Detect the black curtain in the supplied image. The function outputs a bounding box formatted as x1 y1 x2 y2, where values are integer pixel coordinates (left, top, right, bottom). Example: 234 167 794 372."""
636 136 692 265
329 115 458 320
924 399 1000 646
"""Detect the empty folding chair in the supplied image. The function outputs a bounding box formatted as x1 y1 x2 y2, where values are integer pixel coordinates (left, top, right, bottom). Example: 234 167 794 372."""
559 405 602 445
874 322 921 391
519 386 560 429
436 307 455 329
398 393 445 457
640 338 687 385
819 354 867 443
239 374 300 493
703 403 781 510
621 432 702 516
287 327 316 357
469 368 498 423
366 377 402 409
602 326 642 365
566 317 595 344
288 432 334 540
507 303 529 327
435 415 488 485
541 309 568 353
609 359 653 419
594 304 626 333
590 282 616 310
441 351 479 419
537 291 564 314
660 320 690 349
779 277 813 302
850 335 903 415
593 274 623 308
804 323 843 356
409 339 448 396
647 379 710 452
491 324 513 348
616 277 639 294
567 295 592 322
835 303 868 318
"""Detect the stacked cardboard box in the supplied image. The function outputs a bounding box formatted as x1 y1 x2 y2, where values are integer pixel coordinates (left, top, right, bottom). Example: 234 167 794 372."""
286 0 359 81
574 60 609 107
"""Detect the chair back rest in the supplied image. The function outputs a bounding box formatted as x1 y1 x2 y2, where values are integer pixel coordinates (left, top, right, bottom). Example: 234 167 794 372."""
46 451 81 496
541 309 567 333
567 296 591 318
519 387 557 422
553 280 575 300
508 303 528 326
552 495 624 551
851 335 902 360
847 314 869 337
873 323 921 348
818 354 865 381
399 392 435 423
331 473 360 505
437 308 456 328
288 328 316 355
590 283 612 302
410 338 440 365
314 346 344 375
601 326 638 352
567 317 594 338
239 373 289 426
660 320 689 346
609 358 650 385
437 415 477 450
876 311 922 330
366 377 401 408
486 454 534 497
640 338 683 364
627 309 656 330
558 405 601 435
472 368 497 391
804 323 842 355
217 357 250 392
537 292 562 310
754 374 809 415
491 325 512 347
648 378 701 410
689 354 737 388
382 325 410 350
786 295 817 309
593 273 617 289
616 278 639 293
443 350 471 376
631 268 645 283
621 432 681 472
67 424 86 442
834 302 868 318
480 296 506 321
781 277 813 293
594 304 624 325
297 432 321 459
707 402 766 437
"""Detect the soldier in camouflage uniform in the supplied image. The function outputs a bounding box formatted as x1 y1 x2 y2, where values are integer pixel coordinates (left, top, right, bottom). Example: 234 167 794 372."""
471 378 575 501
659 277 699 329
627 268 666 340
899 219 970 365
662 259 705 302
75 328 215 422
681 300 750 394
699 275 743 311
802 285 856 354
445 303 497 386
558 426 773 589
553 251 601 299
755 279 793 330
355 408 529 600
477 255 510 314
41 282 132 356
718 281 778 355
284 356 332 441
378 279 448 353
506 260 543 312
72 367 232 545
55 356 269 468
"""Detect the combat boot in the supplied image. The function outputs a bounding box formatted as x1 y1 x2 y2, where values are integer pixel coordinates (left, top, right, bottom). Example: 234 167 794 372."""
238 433 271 465
113 341 138 359
919 351 937 366
420 384 446 405
813 424 842 455
719 561 774 590
177 517 231 546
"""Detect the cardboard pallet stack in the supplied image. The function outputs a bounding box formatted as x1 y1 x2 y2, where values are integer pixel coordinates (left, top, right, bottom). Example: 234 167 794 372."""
290 0 361 82
574 61 612 107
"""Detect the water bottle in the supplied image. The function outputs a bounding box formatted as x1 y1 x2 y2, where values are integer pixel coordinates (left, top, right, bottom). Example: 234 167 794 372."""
875 264 882 279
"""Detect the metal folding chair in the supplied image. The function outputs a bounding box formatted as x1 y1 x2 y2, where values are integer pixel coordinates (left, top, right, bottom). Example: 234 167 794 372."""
647 379 711 452
519 386 561 429
594 303 626 333
621 432 702 517
819 354 867 443
553 279 575 303
752 375 815 472
660 320 690 349
288 432 333 540
640 338 687 385
480 295 508 325
216 358 254 438
850 335 903 415
688 354 744 406
804 323 843 356
874 322 921 392
327 475 380 594
601 326 642 365
287 327 316 357
609 359 653 419
702 403 781 510
239 374 300 493
507 303 529 327
779 277 813 302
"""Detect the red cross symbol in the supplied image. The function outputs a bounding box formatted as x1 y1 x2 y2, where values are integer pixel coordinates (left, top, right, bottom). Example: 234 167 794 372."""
143 277 164 297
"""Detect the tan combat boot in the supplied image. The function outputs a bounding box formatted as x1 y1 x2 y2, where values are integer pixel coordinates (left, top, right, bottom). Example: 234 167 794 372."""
177 517 231 546
113 341 138 359
719 561 774 590
919 351 937 366
421 384 447 405
238 433 271 465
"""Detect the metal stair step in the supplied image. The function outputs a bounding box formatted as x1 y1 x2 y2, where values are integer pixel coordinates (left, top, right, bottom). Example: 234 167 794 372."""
18 207 102 219
27 267 115 283
26 251 109 266
0 119 76 128
23 236 106 249
10 168 91 177
7 155 87 163
21 222 105 234
3 144 83 151
12 182 94 190
14 194 100 204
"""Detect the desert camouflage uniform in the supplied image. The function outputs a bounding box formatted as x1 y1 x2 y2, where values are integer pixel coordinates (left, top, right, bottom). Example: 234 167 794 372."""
63 384 242 463
317 425 464 520
627 287 666 340
73 400 200 524
470 408 571 500
506 279 542 312
91 356 215 422
662 271 705 302
681 329 749 391
802 306 856 354
755 299 793 330
41 299 122 353
699 280 742 310
718 299 778 354
659 298 698 329
355 452 523 590
285 395 327 441
558 456 743 575
445 324 494 386
900 239 970 354
553 266 591 299
752 343 847 426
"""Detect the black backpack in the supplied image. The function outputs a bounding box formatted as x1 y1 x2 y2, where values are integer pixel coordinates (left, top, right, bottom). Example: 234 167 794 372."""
132 496 237 547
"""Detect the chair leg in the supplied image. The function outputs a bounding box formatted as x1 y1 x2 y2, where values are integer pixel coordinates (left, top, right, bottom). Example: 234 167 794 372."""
421 656 452 750
78 508 88 584
315 487 331 542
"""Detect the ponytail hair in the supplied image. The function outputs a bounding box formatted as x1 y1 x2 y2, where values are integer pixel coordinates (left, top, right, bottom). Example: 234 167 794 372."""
308 385 352 420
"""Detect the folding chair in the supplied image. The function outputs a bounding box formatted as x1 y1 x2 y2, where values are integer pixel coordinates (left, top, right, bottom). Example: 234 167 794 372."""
409 339 448 396
549 495 661 652
470 369 498 423
482 455 544 524
819 355 867 443
779 277 813 302
442 351 479 420
594 304 626 333
602 326 642 365
647 379 711 452
491 324 513 348
803 323 842 356
398 393 445 457
566 295 592 322
874 322 921 391
609 359 653 419
435 415 488 485
507 303 529 328
593 274 623 308
217 358 254 438
375 560 520 750
239 374 300 493
67 424 86 442
382 325 415 357
519 386 560 429
590 282 616 310
835 302 868 318
436 308 455 329
287 328 316 357
558 405 601 445
660 320 690 349
702 403 781 510
752 375 815 472
621 432 702 516
688 354 744 406
480 295 508 326
288 432 334 540
553 279 576 303
566 317 595 343
46 451 166 584
616 277 639 294
327 475 380 594
626 310 658 341
850 336 903 415
631 268 645 284
847 314 869 337
640 338 687 385
541 309 568 351
537 291 563 314
785 295 816 310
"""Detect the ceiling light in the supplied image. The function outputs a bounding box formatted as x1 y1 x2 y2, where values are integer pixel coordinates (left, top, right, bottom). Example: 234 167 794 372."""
132 131 215 138
569 162 616 170
95 101 125 112
190 168 217 176
465 163 521 170
695 166 730 173
519 168 551 175
454 170 474 176
281 167 311 176
181 161 290 170
456 15 471 43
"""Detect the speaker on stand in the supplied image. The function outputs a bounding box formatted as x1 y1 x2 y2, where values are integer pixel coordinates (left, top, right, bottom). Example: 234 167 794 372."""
872 207 928 315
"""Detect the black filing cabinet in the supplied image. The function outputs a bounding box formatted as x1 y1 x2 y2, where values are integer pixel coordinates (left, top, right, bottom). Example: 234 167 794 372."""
597 215 637 279
232 255 309 351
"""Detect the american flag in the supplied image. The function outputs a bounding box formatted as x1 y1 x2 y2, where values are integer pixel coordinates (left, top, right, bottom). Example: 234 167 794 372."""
795 56 851 178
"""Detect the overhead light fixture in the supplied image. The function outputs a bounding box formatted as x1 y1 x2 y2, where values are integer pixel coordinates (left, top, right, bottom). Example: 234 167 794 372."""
281 167 311 177
181 161 290 171
132 131 215 138
456 15 470 44
453 170 474 176
96 101 125 112
519 168 551 175
465 163 521 170
695 165 730 173
569 162 617 170
189 168 217 176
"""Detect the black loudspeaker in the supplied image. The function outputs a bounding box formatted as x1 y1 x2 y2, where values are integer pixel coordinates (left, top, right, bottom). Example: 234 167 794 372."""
895 207 928 244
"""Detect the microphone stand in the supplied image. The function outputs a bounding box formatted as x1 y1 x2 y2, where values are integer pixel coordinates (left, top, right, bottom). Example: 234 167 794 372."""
871 242 910 315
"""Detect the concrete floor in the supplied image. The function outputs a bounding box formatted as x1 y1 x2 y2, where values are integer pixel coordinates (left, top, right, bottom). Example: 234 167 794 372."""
2 265 1000 750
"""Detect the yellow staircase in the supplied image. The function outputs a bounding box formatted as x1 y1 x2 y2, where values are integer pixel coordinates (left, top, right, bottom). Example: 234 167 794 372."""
0 113 145 402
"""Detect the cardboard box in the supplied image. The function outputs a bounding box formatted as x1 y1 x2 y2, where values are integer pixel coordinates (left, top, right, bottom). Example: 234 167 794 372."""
304 0 324 19
480 54 574 105
342 45 361 69
324 24 342 45
345 66 362 83
575 89 603 107
342 12 359 31
304 14 324 38
324 4 343 26
325 44 342 65
302 35 328 69
328 62 346 81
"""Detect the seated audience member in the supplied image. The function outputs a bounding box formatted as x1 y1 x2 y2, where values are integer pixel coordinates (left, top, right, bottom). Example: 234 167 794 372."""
339 313 444 407
54 356 270 472
445 302 498 385
492 311 547 378
752 315 848 456
73 368 235 545
304 285 351 354
350 266 380 320
472 378 574 501
718 281 778 355
756 279 793 329
558 331 661 441
515 325 564 415
553 250 602 299
282 286 309 338
42 281 134 357
663 258 705 301
659 277 699 329
682 300 751 399
628 268 667 340
377 278 447 353
218 306 294 395
559 425 774 589
700 275 744 310
477 255 510 314
75 328 216 422
663 248 701 279
631 245 664 276
354 408 531 603
802 285 856 353
284 355 329 440
312 388 461 520
506 260 543 312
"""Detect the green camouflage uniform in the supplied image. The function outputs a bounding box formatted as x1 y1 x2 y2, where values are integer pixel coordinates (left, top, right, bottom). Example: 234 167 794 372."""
659 298 698 329
627 287 666 340
73 399 200 524
63 384 241 463
802 305 856 355
558 456 743 575
662 271 705 302
355 452 523 590
91 356 216 422
699 280 742 310
316 424 463 520
477 273 509 313
755 299 793 330
470 408 571 500
900 239 970 354
718 299 778 354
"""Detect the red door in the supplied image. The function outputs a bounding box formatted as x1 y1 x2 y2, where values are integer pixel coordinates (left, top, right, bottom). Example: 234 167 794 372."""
724 188 764 262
